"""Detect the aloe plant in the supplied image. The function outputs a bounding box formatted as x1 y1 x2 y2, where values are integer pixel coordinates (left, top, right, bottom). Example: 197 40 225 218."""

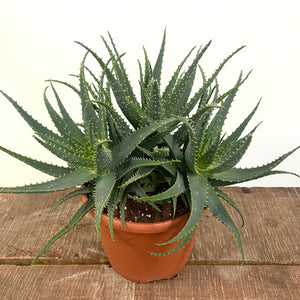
0 31 299 265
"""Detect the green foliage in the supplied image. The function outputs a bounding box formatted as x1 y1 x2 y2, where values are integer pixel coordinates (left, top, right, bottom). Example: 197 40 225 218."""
0 31 298 265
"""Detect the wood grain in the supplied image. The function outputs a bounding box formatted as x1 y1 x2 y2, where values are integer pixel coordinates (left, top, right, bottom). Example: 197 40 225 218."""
1 265 299 300
1 187 300 299
191 187 300 265
0 187 299 265
0 190 107 265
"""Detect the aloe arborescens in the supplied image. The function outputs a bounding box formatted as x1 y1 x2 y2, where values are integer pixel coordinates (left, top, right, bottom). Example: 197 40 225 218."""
0 31 299 264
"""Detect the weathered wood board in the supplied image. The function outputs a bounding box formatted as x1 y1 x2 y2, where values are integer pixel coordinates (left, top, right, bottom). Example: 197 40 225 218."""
0 187 299 299
1 265 299 299
0 187 299 265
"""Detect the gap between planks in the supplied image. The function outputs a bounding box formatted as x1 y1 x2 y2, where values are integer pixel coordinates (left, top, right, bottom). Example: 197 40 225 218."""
1 260 300 267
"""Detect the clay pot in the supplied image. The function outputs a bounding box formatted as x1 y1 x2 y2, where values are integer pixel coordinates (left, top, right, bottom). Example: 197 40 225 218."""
81 194 195 283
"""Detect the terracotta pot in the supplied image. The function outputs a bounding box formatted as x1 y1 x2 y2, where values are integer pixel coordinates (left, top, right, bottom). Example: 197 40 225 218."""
81 194 195 283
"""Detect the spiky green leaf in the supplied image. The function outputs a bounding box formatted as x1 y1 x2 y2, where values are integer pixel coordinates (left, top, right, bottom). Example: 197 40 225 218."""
79 55 106 146
0 167 96 193
0 90 64 146
146 79 163 120
218 99 261 153
31 195 94 265
0 145 71 177
120 167 155 189
204 127 258 174
196 46 246 110
163 41 211 116
151 227 196 256
206 185 244 261
34 135 93 167
210 146 300 185
215 188 244 227
51 186 93 212
49 82 85 143
75 41 147 129
132 171 185 202
95 171 116 237
160 173 206 245
116 157 178 179
93 100 132 138
111 118 181 168
43 88 82 148
46 79 80 95
106 33 138 104
162 47 195 103
152 29 166 86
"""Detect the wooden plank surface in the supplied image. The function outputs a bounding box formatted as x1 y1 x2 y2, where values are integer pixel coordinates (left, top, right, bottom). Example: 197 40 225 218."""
0 187 300 299
0 187 299 265
1 265 299 300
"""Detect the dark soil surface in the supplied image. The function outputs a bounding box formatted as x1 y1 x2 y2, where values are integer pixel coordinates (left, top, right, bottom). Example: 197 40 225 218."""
104 198 189 223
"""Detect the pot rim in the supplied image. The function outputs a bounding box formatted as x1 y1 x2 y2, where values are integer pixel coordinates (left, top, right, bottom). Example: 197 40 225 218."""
81 194 190 234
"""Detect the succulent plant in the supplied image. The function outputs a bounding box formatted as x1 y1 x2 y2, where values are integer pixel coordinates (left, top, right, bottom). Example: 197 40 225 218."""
0 31 299 264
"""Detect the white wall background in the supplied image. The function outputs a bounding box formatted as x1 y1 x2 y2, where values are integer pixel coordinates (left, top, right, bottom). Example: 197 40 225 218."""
0 0 299 187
